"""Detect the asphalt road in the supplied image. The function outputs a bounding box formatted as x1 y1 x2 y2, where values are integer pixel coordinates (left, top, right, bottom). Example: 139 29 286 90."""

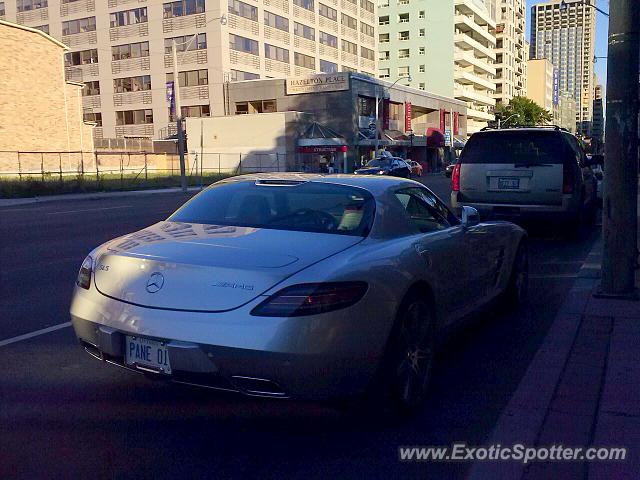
0 176 601 479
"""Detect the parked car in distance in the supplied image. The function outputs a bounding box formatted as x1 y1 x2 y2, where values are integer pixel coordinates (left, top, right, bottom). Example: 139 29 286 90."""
451 127 598 227
408 160 423 177
354 157 411 178
70 174 528 414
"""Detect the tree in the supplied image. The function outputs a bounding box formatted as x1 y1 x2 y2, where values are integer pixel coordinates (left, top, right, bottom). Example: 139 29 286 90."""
493 97 553 127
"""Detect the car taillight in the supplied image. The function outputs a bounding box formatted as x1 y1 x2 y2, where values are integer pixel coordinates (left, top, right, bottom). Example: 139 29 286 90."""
76 255 93 290
451 164 461 191
563 163 574 193
250 282 368 317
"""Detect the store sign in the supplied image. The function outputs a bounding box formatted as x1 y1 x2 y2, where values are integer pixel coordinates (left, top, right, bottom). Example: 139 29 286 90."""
444 130 452 147
298 146 347 153
553 68 559 106
286 73 350 95
404 102 412 132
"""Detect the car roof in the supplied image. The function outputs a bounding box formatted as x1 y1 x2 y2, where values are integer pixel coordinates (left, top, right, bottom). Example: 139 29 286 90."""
215 172 422 196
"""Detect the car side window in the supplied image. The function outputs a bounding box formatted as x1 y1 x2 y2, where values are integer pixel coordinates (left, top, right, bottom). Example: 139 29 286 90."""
395 188 451 233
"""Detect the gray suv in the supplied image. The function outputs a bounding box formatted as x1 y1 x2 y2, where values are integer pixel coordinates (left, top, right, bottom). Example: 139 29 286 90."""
451 127 597 226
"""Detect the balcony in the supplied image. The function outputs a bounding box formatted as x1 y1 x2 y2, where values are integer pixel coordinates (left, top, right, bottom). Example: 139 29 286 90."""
115 124 154 138
341 25 358 41
293 35 316 53
294 65 315 76
229 49 260 69
163 49 207 68
263 0 289 13
163 13 206 34
108 0 147 7
60 0 95 17
113 91 153 107
455 70 495 91
64 63 99 82
466 107 494 122
62 31 97 47
360 32 375 48
454 32 496 60
264 25 290 44
454 14 496 47
341 51 358 66
82 95 101 110
341 0 357 15
109 23 149 42
319 43 338 60
454 50 496 76
179 85 209 101
360 10 375 25
16 8 48 25
360 57 375 72
454 0 496 29
293 6 314 23
265 58 290 76
319 16 338 34
228 13 259 35
111 56 150 74
454 87 495 107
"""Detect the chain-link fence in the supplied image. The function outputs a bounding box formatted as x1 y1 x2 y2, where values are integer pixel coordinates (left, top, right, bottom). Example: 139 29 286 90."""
0 150 290 197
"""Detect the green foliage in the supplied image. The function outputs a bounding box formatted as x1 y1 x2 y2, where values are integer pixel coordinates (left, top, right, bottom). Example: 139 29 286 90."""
493 97 553 127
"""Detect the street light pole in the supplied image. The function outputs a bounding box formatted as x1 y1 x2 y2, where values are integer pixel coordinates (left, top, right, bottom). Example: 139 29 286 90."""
374 75 412 157
172 39 187 193
599 0 639 298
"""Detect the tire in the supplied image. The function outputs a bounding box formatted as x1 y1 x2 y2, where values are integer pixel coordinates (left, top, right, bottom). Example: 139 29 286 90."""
504 242 529 309
382 296 437 414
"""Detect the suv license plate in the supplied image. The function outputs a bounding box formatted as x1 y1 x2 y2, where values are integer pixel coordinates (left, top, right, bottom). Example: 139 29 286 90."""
498 178 520 189
125 336 172 374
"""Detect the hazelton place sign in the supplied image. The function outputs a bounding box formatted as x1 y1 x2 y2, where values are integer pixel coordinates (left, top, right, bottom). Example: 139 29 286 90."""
285 73 350 95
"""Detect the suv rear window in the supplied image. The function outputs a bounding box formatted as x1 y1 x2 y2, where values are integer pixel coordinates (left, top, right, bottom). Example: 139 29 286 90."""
461 131 568 165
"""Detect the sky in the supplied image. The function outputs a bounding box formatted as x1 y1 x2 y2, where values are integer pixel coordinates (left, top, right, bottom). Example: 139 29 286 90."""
525 0 610 89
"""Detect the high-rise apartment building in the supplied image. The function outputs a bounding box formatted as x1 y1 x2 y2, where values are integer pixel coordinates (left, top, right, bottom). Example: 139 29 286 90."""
453 0 497 134
377 0 454 98
530 0 595 135
591 81 604 152
493 0 526 106
2 0 378 140
527 57 554 111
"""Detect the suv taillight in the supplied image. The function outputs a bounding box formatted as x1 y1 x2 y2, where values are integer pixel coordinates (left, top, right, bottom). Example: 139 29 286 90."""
451 164 461 191
562 163 574 194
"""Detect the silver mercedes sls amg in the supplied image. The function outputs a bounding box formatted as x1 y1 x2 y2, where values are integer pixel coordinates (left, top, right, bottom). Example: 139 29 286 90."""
70 174 528 411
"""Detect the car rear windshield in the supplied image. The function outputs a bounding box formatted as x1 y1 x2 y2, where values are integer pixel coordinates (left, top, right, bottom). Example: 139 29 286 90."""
366 158 392 168
169 180 376 236
461 131 568 164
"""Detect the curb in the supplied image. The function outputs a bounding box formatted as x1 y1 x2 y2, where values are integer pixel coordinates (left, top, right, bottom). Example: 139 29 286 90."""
466 235 604 480
0 186 203 207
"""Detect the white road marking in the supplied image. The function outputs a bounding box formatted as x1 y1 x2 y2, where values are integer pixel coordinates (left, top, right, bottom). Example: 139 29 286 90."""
48 205 132 215
0 322 72 348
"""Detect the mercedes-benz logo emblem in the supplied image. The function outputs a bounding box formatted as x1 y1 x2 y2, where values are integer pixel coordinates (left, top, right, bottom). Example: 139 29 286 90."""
146 272 164 293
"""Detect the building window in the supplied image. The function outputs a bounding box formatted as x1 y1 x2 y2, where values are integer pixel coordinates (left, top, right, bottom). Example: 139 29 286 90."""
83 112 102 126
379 51 389 60
229 0 257 21
265 44 289 63
398 13 409 23
419 83 425 91
358 96 375 116
16 0 47 12
341 39 357 55
264 11 289 31
34 25 49 34
65 48 98 66
62 17 96 35
294 22 315 40
293 0 313 11
398 48 409 59
418 47 425 55
171 104 210 121
361 46 374 61
114 75 152 93
360 22 374 37
163 0 205 18
398 31 409 41
110 7 148 27
230 70 260 81
398 66 410 77
318 3 337 21
379 33 389 43
82 81 100 96
113 41 150 60
164 34 206 54
379 68 390 79
116 109 153 125
419 64 425 72
341 13 357 30
360 0 374 13
319 31 337 48
166 69 208 87
235 100 277 114
320 59 337 73
379 16 389 26
419 10 425 18
419 28 425 37
229 34 259 55
294 52 315 69
0 2 4 15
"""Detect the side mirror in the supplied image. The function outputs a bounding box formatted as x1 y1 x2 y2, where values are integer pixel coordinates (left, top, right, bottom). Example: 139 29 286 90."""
461 206 480 228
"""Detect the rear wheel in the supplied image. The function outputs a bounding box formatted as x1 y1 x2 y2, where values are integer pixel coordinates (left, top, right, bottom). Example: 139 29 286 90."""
504 242 528 309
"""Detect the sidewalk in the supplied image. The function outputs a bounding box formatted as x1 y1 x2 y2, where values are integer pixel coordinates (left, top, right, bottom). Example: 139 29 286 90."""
0 186 203 207
468 218 640 479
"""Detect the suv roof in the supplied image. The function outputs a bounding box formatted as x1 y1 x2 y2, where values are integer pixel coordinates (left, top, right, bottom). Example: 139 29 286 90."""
479 125 572 134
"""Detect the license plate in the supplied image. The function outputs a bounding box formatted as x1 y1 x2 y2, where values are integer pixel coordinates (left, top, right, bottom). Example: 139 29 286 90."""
498 177 520 189
125 336 171 374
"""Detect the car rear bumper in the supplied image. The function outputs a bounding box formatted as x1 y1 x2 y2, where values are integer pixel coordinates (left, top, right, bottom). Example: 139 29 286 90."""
451 193 578 220
70 287 392 400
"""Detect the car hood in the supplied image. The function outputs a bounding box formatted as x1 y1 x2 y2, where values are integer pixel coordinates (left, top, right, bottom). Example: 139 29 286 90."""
93 221 364 312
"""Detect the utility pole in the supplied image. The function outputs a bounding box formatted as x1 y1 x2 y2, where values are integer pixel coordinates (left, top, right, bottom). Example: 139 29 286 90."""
172 40 187 193
600 0 640 297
